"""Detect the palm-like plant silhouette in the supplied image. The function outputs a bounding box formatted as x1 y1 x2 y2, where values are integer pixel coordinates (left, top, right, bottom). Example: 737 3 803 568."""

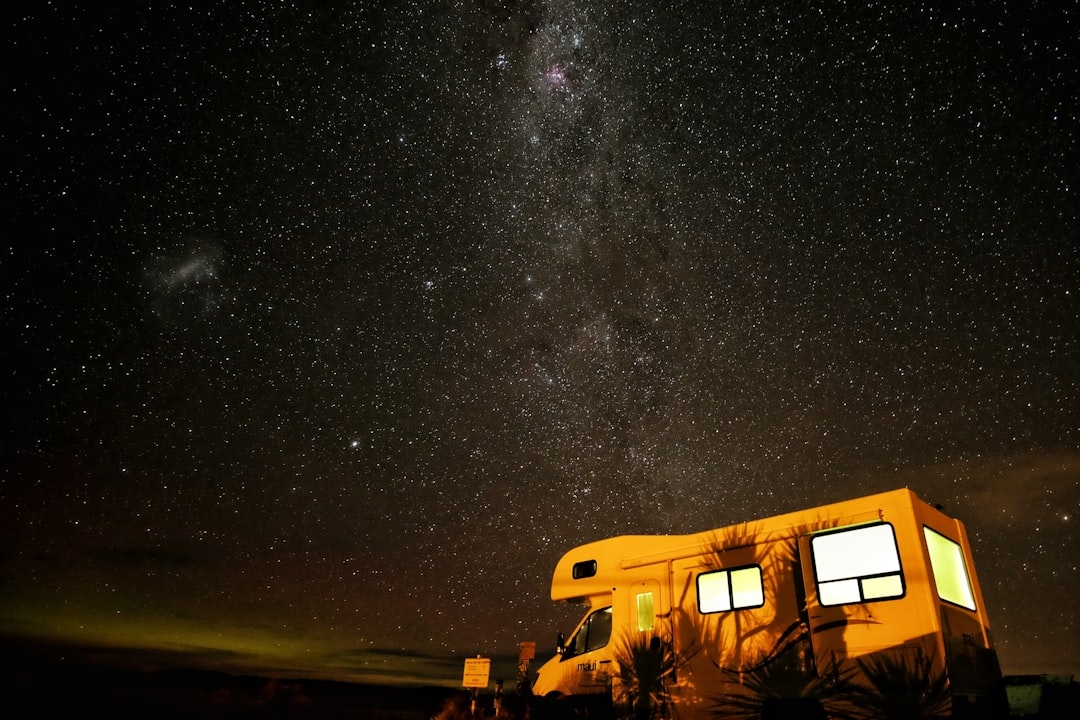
699 522 789 673
611 632 680 720
707 626 846 720
829 649 952 720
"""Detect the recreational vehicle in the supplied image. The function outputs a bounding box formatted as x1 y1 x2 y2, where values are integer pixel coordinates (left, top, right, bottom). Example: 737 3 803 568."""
531 488 1008 719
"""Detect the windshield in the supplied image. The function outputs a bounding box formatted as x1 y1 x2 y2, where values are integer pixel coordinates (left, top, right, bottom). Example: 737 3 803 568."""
566 606 612 658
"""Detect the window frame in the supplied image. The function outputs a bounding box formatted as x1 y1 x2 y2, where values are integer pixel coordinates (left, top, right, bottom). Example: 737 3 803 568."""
572 559 598 579
696 564 765 614
563 606 613 659
636 591 655 632
810 521 907 607
923 525 977 611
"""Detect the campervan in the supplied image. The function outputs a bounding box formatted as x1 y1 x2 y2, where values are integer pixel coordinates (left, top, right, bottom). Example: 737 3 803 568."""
531 488 1007 719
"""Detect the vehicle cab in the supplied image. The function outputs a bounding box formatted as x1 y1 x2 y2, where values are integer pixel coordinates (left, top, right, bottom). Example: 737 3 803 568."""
532 605 615 698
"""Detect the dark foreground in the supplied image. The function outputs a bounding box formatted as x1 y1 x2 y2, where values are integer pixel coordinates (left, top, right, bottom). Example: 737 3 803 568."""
0 638 479 719
1 639 1075 719
3 661 471 719
4 663 1078 720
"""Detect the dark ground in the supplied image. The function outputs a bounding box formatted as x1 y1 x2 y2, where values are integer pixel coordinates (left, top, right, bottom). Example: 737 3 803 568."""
6 665 462 719
0 636 469 719
2 636 1076 718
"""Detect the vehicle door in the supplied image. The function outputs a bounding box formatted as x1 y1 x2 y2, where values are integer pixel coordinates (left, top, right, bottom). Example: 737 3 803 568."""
557 606 615 695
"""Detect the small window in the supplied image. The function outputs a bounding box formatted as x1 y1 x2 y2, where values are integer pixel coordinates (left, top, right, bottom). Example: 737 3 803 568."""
924 526 976 611
811 522 905 606
697 565 764 613
636 592 655 631
573 560 598 579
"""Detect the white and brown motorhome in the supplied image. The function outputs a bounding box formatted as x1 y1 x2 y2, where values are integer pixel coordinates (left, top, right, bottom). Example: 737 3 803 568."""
531 488 1008 719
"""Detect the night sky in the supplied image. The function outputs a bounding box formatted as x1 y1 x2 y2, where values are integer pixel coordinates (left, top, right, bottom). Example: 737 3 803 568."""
3 1 1078 688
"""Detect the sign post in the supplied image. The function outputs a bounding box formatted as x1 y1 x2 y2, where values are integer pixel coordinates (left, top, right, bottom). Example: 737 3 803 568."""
462 656 491 717
517 641 536 692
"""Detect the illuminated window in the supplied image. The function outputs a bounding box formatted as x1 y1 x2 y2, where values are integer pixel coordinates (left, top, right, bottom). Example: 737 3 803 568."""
637 592 655 631
924 527 976 611
811 523 905 606
573 560 597 579
697 565 764 613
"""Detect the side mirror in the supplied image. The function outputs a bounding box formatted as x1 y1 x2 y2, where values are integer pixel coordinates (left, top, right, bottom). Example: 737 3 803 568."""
556 632 566 655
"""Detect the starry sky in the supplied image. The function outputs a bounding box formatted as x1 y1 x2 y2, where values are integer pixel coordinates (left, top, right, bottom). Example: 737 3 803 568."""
2 0 1078 688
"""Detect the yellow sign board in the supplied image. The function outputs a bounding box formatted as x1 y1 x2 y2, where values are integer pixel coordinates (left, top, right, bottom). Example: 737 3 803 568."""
462 657 491 688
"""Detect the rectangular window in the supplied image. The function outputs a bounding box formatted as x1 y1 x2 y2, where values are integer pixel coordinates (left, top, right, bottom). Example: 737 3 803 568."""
811 523 905 606
697 565 764 613
924 526 977 610
636 592 655 631
573 560 598 579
